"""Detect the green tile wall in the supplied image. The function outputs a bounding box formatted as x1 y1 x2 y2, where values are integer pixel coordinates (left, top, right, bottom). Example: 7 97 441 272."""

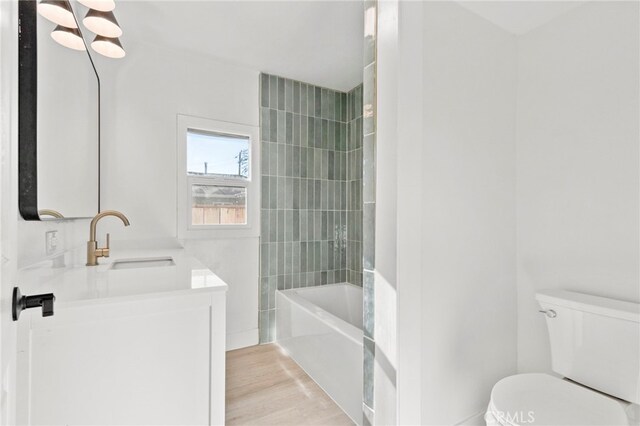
347 85 364 286
259 73 363 343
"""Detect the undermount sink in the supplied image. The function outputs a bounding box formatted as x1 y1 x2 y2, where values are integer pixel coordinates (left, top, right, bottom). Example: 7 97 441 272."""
109 256 175 270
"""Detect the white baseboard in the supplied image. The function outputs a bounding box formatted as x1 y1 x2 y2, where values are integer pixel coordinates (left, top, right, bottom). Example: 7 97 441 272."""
226 328 259 351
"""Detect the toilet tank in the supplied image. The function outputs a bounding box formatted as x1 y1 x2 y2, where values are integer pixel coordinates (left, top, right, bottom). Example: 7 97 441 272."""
536 289 640 404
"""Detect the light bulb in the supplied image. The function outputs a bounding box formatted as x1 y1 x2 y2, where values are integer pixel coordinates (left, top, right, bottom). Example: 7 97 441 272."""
51 25 86 51
91 35 125 59
83 9 122 37
37 0 77 28
77 0 115 12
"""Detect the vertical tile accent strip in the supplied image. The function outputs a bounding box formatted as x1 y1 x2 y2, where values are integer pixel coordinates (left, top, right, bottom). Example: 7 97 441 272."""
346 85 364 286
362 0 377 422
363 336 375 408
258 73 363 344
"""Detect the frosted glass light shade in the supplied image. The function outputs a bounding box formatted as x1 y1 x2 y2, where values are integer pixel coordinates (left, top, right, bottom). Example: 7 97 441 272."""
77 0 115 12
37 0 77 28
83 9 122 37
91 35 125 58
51 25 86 51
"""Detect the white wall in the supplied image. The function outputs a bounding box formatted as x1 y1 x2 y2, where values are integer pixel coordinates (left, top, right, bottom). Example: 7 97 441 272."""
17 219 88 269
395 1 425 424
419 2 518 423
516 1 640 373
388 3 639 424
95 41 260 349
374 0 399 423
381 1 518 423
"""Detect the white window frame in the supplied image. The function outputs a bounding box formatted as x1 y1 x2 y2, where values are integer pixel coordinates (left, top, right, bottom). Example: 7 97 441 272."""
177 114 260 240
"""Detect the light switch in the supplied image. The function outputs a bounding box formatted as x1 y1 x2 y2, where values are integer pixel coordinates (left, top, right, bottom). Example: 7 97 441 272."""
45 230 58 255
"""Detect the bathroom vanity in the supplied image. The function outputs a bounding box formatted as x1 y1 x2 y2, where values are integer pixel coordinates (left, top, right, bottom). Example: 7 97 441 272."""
12 3 231 424
14 249 227 425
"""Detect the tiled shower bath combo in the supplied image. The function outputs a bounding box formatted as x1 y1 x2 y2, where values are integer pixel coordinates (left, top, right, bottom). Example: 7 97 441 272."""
258 73 363 343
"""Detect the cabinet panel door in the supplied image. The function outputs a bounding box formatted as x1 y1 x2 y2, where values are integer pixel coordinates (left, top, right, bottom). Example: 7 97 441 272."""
22 296 212 425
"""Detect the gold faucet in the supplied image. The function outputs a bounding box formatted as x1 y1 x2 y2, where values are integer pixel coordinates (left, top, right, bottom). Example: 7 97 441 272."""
87 210 130 266
38 209 64 219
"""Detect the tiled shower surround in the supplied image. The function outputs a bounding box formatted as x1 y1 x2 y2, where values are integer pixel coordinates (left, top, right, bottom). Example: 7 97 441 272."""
259 73 363 342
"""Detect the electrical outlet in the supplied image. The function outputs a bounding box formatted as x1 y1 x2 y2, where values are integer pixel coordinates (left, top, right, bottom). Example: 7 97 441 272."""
45 230 59 255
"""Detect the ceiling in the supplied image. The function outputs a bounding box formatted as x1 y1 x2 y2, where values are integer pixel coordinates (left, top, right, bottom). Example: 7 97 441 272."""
458 1 586 35
116 1 364 92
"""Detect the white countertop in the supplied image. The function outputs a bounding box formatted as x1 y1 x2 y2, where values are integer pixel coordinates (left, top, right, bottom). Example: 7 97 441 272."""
17 248 228 308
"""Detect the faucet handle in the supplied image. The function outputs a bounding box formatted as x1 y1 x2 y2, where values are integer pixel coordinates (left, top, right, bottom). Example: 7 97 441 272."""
101 233 111 258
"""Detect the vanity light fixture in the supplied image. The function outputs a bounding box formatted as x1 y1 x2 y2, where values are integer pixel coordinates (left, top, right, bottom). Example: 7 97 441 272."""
91 35 125 58
83 9 122 38
37 0 77 28
51 25 86 51
77 0 115 12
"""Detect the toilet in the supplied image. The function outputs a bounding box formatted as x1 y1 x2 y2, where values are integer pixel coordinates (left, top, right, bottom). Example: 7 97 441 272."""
486 289 640 426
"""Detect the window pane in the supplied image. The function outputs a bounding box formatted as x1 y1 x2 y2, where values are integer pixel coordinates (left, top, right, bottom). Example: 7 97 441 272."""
191 184 246 225
187 130 249 178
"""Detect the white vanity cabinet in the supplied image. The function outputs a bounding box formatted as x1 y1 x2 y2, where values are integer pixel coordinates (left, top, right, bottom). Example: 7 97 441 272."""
15 250 227 426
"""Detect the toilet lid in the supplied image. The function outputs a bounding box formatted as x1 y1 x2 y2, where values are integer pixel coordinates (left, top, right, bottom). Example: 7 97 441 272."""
489 373 631 426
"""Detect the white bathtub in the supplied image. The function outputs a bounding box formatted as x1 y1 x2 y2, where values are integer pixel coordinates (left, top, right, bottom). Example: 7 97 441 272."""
276 283 363 425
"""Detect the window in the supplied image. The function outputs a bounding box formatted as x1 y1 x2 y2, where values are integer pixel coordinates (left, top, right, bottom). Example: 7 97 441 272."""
187 131 249 178
191 184 247 225
177 115 260 239
187 130 249 226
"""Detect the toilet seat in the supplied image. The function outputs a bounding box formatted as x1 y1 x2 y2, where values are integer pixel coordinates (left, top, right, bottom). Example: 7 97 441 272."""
487 373 635 426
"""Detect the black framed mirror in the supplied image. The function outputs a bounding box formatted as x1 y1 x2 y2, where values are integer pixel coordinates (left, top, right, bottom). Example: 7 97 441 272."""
18 0 100 221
